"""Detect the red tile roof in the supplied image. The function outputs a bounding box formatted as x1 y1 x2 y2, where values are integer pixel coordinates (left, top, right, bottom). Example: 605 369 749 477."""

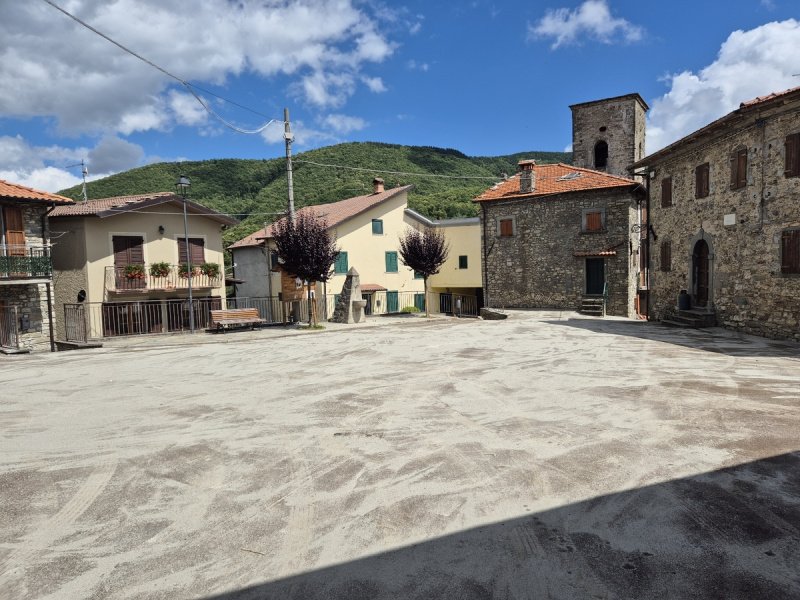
49 192 237 225
229 185 412 249
0 179 73 204
360 283 387 292
474 163 638 203
739 85 800 108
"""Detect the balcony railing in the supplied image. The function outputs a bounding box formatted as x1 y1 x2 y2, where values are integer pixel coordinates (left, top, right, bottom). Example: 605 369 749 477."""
0 245 52 280
104 264 223 293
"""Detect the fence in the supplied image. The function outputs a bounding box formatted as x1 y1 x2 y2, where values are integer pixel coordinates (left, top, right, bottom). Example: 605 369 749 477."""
62 292 479 342
103 265 223 294
0 245 51 280
0 305 20 349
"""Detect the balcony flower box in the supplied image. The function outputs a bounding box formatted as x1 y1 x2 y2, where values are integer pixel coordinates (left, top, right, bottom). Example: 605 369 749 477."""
179 264 199 278
200 262 221 279
124 264 146 280
149 262 171 278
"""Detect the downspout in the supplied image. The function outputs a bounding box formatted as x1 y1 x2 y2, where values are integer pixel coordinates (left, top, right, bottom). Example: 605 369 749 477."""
43 204 56 352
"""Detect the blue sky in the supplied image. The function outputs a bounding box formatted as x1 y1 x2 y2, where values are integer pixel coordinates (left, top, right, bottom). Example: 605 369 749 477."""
1 0 799 191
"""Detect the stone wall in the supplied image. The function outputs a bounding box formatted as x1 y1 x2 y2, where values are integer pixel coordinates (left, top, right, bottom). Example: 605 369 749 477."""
648 100 800 340
480 189 638 317
571 95 647 179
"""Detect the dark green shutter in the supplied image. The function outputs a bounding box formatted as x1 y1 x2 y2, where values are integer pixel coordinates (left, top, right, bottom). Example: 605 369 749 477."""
385 251 398 272
372 219 383 235
335 251 348 274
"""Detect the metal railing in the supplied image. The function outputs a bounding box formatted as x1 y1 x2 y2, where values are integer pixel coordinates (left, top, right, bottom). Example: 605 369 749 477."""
104 264 223 293
62 292 480 341
0 245 51 279
0 305 20 349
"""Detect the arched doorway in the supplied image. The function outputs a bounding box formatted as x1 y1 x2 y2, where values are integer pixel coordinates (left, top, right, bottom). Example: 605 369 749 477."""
692 239 710 307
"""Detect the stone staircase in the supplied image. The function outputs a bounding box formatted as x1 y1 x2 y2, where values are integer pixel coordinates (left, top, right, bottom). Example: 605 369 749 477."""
580 296 605 317
661 308 717 329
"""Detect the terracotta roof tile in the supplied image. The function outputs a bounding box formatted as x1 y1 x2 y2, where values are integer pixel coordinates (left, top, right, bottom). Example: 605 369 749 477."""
49 192 237 225
0 179 73 204
474 163 638 203
229 185 412 249
739 85 800 108
360 283 387 292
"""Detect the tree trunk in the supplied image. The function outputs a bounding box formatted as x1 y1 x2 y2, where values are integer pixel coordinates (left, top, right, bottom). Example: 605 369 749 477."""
424 276 429 318
307 283 314 325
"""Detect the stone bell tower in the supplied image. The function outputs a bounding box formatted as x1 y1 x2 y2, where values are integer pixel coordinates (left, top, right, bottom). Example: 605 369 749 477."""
570 93 648 178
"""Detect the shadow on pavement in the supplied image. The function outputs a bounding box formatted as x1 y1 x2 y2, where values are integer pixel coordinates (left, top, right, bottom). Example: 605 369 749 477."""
544 318 800 359
203 452 800 600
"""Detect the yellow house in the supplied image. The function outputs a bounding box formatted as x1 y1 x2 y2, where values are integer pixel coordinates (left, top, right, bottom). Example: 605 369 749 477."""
229 179 483 316
49 192 236 341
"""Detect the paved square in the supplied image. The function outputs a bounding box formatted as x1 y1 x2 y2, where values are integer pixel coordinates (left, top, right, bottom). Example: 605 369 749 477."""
1 313 799 599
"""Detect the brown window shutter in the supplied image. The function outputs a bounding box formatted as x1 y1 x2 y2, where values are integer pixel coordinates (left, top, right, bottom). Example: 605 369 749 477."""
786 133 800 177
499 219 513 237
696 163 709 198
661 177 672 207
732 149 747 189
782 230 800 274
112 236 143 266
660 241 671 272
730 154 738 189
586 211 602 231
2 206 26 255
179 237 205 264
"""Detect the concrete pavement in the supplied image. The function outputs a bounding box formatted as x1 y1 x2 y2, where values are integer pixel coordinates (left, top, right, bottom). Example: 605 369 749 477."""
1 312 798 599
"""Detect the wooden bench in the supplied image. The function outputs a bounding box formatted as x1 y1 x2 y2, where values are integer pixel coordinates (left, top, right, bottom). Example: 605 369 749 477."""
209 308 266 332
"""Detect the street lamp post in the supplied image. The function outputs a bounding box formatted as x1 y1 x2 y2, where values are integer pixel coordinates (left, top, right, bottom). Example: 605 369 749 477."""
176 175 195 333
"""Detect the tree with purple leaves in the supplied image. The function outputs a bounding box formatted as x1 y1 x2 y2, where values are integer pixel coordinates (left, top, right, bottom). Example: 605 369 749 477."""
273 212 340 325
398 227 449 317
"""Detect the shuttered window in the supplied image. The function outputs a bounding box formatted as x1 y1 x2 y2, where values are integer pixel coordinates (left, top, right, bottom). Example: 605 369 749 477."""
2 206 26 256
371 219 383 235
458 255 468 269
385 251 398 273
785 133 800 178
781 230 800 274
730 148 747 189
585 210 603 232
334 251 348 274
660 240 672 272
178 237 205 266
661 177 672 207
499 218 514 237
695 163 709 198
112 236 144 266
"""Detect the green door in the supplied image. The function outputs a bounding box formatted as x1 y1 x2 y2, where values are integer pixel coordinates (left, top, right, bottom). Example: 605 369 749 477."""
386 291 399 313
414 293 426 312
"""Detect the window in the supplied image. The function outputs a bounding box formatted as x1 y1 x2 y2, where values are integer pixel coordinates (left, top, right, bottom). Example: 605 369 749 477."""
178 237 205 266
661 177 673 208
695 163 709 198
458 255 468 269
582 209 605 232
594 141 608 169
385 251 398 273
499 218 514 237
1 206 26 256
371 219 383 235
114 235 144 266
660 240 672 272
334 251 348 274
785 133 800 177
414 270 424 279
781 229 800 274
730 148 747 189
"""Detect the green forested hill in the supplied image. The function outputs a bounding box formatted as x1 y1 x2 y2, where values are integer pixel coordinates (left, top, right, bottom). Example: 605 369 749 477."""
58 142 570 246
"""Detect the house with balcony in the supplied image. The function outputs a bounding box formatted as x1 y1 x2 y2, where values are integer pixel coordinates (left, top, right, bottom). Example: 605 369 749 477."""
49 192 236 341
1 179 74 353
229 178 483 317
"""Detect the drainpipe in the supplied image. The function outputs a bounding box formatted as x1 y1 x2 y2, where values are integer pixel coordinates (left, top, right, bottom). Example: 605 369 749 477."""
43 204 56 352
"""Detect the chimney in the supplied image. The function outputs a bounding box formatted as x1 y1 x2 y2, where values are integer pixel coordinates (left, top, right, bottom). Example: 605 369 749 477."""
373 177 385 194
518 160 536 194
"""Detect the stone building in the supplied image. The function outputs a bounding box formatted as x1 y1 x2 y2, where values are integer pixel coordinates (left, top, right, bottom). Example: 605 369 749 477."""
1 179 73 353
571 93 648 178
630 86 800 340
475 162 643 316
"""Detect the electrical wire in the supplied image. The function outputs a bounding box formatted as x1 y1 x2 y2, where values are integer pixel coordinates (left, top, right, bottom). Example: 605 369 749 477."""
40 0 281 135
293 158 504 180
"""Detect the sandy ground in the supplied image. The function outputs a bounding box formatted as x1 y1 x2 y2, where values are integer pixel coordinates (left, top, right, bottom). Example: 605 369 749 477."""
0 311 799 600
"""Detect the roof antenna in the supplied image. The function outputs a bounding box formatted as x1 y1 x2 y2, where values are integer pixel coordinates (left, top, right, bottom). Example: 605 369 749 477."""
65 159 89 202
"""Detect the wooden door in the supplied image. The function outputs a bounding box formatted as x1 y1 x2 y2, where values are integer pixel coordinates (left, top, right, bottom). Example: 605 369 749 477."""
2 206 25 255
586 258 605 295
693 240 709 307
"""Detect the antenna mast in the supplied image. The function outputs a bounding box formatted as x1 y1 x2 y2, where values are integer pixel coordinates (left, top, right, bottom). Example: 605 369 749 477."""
65 159 89 202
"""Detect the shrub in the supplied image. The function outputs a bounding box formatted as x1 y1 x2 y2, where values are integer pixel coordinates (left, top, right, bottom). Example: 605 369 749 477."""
401 305 421 313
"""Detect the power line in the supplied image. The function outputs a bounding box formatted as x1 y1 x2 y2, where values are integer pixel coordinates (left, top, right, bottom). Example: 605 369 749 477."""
293 158 504 180
41 0 281 135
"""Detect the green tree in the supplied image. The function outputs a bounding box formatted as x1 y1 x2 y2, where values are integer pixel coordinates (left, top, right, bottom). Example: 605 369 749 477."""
273 212 340 325
398 227 449 317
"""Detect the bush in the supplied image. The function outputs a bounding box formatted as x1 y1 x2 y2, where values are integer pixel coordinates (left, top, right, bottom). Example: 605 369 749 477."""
400 305 421 313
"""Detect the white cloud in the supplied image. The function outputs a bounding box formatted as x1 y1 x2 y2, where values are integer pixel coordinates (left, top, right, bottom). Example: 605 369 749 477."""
529 0 643 49
0 0 397 135
647 19 800 152
321 114 367 134
87 136 145 174
0 167 83 194
407 59 430 72
168 91 209 127
362 76 387 93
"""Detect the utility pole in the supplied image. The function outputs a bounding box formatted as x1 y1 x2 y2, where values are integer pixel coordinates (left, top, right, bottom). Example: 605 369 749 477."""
284 107 295 223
